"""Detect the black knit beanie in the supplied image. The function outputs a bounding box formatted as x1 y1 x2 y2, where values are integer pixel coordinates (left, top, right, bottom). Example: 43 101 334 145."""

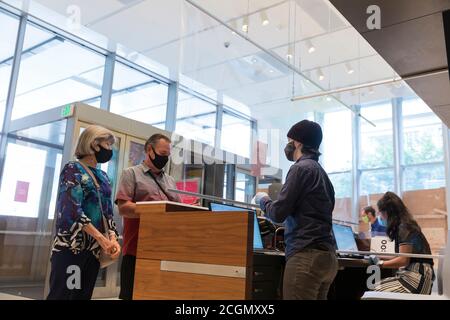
287 120 323 150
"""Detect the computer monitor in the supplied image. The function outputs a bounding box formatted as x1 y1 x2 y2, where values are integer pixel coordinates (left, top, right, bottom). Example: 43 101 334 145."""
209 203 264 250
332 223 358 252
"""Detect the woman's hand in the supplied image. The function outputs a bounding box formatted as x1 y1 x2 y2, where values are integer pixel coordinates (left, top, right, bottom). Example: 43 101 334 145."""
108 234 121 259
98 235 115 255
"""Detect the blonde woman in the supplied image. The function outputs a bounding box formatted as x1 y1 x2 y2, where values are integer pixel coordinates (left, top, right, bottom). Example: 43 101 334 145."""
47 125 121 300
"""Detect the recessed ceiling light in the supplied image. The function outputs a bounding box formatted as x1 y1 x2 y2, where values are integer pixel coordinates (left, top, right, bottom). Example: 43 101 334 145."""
230 20 237 35
306 39 315 54
345 62 354 74
317 68 325 81
242 16 249 32
269 69 274 73
286 46 293 60
326 96 332 102
260 10 269 26
251 58 257 64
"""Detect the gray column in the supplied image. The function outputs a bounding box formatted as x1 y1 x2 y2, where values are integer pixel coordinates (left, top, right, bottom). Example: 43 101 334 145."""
165 81 178 132
352 105 361 224
443 124 450 237
0 14 27 185
100 52 116 111
314 111 324 165
250 118 257 163
215 103 223 149
392 98 403 195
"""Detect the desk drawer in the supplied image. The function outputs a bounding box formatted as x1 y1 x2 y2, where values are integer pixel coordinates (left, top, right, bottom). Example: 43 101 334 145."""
253 266 282 282
252 281 279 300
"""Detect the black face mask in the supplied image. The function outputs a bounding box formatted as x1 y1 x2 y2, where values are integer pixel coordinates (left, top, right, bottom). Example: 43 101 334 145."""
150 145 169 170
284 141 296 162
95 146 113 163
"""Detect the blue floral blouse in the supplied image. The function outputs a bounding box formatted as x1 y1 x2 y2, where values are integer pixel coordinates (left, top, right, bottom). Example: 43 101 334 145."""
51 161 118 259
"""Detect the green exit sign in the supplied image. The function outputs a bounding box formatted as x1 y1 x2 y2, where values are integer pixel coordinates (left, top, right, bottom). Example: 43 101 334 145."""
61 104 74 118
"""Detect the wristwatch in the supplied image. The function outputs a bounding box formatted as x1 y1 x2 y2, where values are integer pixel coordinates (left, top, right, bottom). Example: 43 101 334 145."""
377 260 384 267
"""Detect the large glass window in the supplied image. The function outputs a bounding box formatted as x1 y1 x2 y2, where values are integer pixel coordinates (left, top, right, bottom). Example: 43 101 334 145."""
359 102 394 200
402 98 445 191
176 90 216 146
404 164 445 191
235 171 256 204
221 110 252 158
360 169 395 195
322 110 352 199
321 109 353 222
11 22 105 120
360 102 394 169
109 62 168 128
0 128 63 296
322 110 352 173
0 10 19 129
329 173 352 199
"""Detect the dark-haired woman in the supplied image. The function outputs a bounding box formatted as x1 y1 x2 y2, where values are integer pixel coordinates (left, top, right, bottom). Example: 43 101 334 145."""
371 191 434 294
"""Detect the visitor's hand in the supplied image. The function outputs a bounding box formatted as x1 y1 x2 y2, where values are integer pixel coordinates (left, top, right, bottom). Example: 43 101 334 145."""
109 238 121 259
252 192 269 206
98 236 115 255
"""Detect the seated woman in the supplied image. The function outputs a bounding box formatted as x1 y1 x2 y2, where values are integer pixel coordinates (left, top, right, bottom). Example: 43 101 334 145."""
371 191 435 295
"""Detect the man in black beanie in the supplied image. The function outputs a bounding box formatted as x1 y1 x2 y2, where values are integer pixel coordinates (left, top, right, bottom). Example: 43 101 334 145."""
253 120 337 300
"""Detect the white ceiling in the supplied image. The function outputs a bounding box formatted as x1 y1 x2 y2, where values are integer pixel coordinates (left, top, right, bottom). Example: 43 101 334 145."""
9 0 419 126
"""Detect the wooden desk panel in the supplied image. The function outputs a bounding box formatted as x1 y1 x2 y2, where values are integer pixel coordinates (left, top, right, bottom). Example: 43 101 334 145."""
134 259 247 300
137 210 252 266
133 202 253 300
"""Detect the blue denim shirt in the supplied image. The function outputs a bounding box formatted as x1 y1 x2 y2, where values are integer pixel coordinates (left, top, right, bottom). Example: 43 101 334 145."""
371 218 387 235
260 154 335 260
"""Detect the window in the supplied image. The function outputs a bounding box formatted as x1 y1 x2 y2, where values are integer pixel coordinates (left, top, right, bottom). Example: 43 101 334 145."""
11 22 105 120
0 141 47 217
109 62 168 127
359 102 394 199
359 102 393 169
404 164 445 191
221 110 252 158
176 90 216 146
360 169 395 195
322 110 352 173
322 110 352 198
235 171 256 204
403 99 444 165
329 173 352 199
402 99 445 191
0 10 19 129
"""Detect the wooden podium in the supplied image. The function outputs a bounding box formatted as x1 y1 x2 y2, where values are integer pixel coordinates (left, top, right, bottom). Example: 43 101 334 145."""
133 201 254 300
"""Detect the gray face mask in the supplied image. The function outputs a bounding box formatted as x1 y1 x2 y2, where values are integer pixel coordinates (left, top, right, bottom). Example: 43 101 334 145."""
284 141 296 162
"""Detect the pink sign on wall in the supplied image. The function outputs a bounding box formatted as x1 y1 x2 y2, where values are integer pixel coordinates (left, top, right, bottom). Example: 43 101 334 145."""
251 141 268 177
176 179 200 205
14 181 30 203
